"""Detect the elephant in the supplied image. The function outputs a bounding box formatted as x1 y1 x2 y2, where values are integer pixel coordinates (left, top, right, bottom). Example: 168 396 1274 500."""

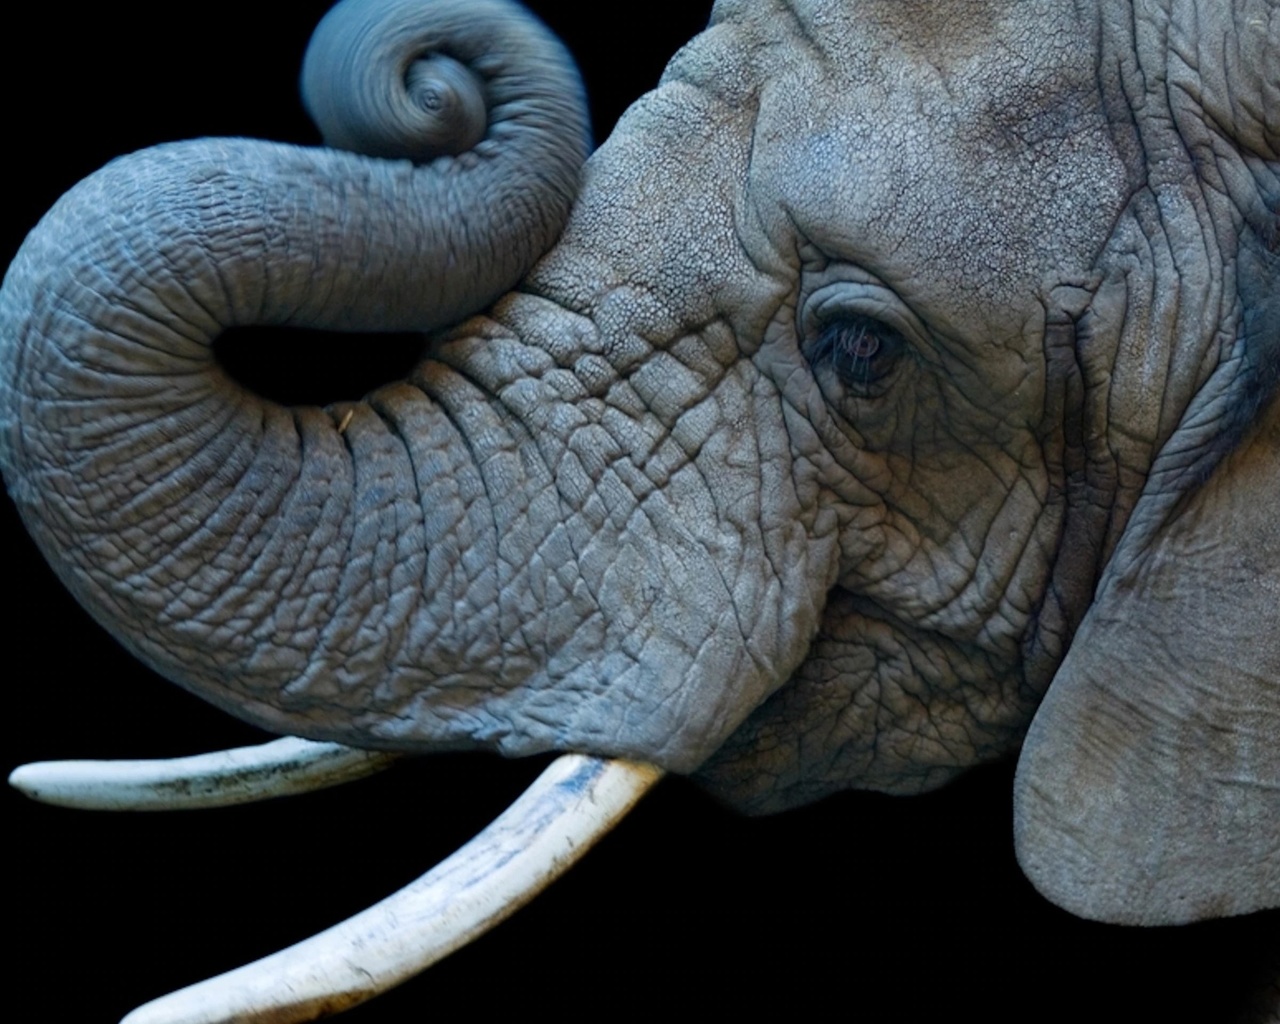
3 0 1278 1021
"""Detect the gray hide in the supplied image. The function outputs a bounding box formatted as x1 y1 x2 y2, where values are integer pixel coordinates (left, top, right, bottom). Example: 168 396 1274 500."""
2 2 1280 1024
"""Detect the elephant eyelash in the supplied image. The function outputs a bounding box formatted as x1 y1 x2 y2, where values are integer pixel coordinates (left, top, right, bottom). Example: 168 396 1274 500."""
812 314 905 395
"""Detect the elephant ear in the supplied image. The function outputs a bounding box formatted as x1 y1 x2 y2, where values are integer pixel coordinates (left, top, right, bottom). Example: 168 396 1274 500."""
1014 319 1280 924
1016 0 1280 919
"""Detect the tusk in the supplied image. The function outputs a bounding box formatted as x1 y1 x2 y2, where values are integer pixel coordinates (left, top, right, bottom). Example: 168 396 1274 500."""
8 737 398 811
121 754 664 1024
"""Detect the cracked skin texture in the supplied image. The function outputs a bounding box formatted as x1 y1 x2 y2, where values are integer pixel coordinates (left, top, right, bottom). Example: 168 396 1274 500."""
1 0 1277 948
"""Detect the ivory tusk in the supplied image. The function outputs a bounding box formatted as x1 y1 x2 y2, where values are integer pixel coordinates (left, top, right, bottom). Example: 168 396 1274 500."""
8 736 399 811
120 754 664 1024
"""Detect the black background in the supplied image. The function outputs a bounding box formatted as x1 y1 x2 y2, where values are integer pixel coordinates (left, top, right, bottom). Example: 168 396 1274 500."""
4 3 1276 1021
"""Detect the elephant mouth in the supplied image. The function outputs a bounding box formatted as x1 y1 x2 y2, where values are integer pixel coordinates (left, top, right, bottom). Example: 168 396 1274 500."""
11 739 664 1022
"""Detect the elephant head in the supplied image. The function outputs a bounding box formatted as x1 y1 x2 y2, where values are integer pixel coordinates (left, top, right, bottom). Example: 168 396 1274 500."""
3 0 1277 1021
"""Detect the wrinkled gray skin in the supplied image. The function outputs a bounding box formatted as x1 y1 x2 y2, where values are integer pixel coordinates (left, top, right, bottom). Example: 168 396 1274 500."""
2 0 1277 970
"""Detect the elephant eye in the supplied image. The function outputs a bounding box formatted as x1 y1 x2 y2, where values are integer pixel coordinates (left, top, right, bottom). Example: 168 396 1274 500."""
813 315 905 395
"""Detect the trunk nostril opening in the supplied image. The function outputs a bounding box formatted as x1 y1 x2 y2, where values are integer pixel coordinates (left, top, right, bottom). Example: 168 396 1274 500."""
212 326 427 407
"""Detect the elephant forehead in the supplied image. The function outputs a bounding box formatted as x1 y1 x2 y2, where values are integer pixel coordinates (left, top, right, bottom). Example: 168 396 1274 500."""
530 79 783 341
745 0 1131 329
746 0 1073 67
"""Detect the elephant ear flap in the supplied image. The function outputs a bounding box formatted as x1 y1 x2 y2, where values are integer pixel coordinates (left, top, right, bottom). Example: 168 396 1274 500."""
1014 396 1280 925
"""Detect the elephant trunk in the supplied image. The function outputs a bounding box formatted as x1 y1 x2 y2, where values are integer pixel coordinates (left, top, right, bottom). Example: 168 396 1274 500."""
0 0 589 745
